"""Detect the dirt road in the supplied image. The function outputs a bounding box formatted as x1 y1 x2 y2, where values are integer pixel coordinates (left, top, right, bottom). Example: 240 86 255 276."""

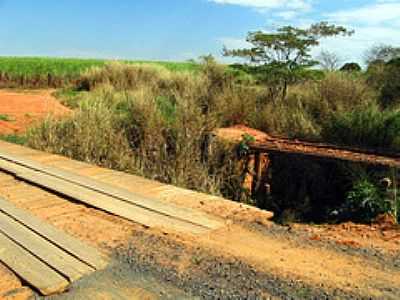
0 146 398 299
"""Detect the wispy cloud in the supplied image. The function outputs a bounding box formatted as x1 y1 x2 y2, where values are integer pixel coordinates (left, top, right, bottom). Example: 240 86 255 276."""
208 0 313 12
319 0 400 63
325 1 400 25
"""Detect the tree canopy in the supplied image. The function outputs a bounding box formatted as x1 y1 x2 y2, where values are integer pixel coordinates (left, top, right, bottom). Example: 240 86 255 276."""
224 22 354 101
340 62 362 72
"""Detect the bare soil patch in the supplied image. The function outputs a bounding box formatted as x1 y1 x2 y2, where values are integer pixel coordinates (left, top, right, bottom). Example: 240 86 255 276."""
0 89 70 134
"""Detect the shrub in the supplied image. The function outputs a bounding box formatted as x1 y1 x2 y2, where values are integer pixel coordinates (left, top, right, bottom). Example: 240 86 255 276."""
322 104 400 152
315 72 374 114
27 90 135 171
379 58 400 108
252 95 321 139
251 72 375 140
340 62 362 72
344 178 391 222
0 134 27 145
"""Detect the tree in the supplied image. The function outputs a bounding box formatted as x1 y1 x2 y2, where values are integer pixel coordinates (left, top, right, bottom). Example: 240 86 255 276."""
380 58 400 107
318 50 341 71
364 44 400 66
365 46 400 105
223 22 354 101
340 62 362 72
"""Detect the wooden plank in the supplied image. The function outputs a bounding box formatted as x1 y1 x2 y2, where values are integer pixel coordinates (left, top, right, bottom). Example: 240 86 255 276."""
0 211 94 281
0 197 108 270
0 232 69 296
0 149 222 230
0 160 209 235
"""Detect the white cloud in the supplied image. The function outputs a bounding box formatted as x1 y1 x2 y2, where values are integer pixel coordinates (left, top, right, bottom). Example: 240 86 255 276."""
315 25 400 64
326 2 400 25
319 0 400 64
276 10 298 20
209 0 312 11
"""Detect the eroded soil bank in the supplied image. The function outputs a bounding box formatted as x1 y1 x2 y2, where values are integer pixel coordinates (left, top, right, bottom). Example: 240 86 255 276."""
0 89 70 135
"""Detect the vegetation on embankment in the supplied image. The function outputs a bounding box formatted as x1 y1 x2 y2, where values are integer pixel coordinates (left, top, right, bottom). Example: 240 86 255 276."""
24 60 399 223
27 62 247 201
0 56 198 88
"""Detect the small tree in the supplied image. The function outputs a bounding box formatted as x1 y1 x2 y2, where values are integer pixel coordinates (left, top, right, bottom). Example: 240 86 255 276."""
364 44 400 66
340 62 362 72
380 58 400 107
318 50 341 71
223 22 353 101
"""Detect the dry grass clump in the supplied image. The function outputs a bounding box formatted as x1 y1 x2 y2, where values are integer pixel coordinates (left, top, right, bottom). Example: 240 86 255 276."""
77 62 171 91
251 71 377 139
28 63 250 200
27 88 135 171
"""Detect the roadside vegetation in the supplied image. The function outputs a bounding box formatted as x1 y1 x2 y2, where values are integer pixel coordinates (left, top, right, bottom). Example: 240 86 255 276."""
1 22 399 224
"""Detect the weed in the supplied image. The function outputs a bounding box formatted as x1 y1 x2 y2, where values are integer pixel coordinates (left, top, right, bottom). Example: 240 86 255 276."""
344 178 391 222
0 114 14 122
0 134 27 145
237 133 255 157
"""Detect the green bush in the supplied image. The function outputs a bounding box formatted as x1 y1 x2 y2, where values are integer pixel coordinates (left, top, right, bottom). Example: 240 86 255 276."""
0 134 27 145
340 62 362 72
322 104 400 151
379 58 400 108
344 179 391 222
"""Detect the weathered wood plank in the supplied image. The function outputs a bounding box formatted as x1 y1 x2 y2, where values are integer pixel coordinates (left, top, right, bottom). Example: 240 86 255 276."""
0 232 69 296
0 159 209 234
0 197 108 270
0 148 222 230
0 211 94 281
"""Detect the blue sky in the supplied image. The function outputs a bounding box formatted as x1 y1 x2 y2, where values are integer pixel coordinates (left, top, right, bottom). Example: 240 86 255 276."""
0 0 399 64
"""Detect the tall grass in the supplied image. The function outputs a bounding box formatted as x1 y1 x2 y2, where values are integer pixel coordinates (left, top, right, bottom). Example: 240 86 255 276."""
27 62 250 200
250 72 376 140
322 104 400 152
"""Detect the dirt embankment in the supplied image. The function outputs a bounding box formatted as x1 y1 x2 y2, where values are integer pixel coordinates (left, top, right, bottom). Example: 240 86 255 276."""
0 90 70 135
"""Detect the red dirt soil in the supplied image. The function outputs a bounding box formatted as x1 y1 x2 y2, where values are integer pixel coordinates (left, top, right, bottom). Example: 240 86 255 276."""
0 90 70 135
214 124 271 143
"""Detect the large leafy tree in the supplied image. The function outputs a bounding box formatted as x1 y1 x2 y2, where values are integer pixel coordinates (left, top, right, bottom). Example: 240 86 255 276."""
224 22 354 101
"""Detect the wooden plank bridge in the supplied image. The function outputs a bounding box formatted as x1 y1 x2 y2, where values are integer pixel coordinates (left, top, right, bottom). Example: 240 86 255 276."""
0 141 224 296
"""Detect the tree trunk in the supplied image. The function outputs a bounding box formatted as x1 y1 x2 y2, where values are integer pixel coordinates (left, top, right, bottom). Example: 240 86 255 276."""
282 80 288 102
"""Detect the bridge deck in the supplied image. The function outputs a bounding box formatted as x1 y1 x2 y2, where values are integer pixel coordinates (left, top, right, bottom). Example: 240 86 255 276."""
0 141 225 296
